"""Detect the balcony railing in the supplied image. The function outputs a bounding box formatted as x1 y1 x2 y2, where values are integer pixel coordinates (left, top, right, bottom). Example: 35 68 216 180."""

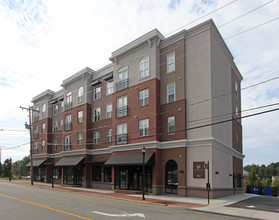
115 134 127 144
64 123 72 131
139 128 149 137
116 79 129 91
65 102 72 111
116 106 128 118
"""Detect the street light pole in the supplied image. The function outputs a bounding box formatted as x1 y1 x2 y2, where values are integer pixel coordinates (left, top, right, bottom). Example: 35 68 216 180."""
142 146 146 200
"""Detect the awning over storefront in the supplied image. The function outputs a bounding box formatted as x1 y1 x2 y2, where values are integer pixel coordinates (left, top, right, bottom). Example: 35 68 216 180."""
55 157 84 167
104 152 155 166
25 159 46 167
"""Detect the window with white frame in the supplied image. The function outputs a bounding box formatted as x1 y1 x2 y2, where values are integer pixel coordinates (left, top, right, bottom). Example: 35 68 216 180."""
53 104 58 115
66 92 72 110
53 139 57 150
116 66 128 91
106 129 112 142
139 88 149 107
94 86 101 100
33 125 38 138
53 121 58 132
116 123 127 144
34 108 39 122
167 52 175 73
42 104 46 117
65 135 71 150
78 110 83 123
168 116 175 134
167 83 176 103
93 107 101 122
77 133 83 145
116 96 127 118
94 131 100 144
139 57 149 79
107 80 113 95
78 87 84 103
235 81 238 97
235 106 239 119
61 101 64 112
42 123 46 133
139 119 149 136
42 140 45 151
60 119 63 130
65 114 71 130
106 104 112 119
33 142 38 154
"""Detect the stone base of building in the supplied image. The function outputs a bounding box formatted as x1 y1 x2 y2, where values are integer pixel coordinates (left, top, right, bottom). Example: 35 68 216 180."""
186 187 244 199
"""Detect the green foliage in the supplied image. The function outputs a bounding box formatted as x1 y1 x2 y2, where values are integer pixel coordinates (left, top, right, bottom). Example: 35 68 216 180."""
11 156 30 177
244 162 279 187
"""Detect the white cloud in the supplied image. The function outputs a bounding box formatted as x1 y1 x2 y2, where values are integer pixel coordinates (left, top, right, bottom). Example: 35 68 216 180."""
0 0 278 165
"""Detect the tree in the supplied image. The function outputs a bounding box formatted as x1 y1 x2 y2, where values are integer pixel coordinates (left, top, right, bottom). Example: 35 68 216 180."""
261 178 271 187
247 167 257 186
271 178 279 188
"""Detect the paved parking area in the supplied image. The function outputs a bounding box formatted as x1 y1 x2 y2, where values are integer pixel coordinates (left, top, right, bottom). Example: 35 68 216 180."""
226 195 279 213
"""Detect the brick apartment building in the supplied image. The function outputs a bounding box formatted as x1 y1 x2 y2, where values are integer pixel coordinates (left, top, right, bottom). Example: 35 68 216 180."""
29 19 243 198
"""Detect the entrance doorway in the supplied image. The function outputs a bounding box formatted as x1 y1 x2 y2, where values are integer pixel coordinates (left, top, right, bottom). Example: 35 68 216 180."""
165 160 178 194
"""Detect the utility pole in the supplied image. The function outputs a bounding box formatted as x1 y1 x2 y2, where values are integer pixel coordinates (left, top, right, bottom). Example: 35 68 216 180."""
20 106 39 185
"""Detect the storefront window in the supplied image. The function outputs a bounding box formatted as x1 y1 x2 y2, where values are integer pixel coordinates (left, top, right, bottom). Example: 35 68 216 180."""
92 166 101 181
104 166 112 182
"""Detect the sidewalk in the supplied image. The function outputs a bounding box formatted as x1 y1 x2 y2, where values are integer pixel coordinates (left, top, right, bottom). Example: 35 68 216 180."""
4 180 279 220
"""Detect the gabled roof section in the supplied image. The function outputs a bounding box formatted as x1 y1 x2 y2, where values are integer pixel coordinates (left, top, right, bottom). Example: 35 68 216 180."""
61 67 94 87
109 29 165 61
32 89 55 103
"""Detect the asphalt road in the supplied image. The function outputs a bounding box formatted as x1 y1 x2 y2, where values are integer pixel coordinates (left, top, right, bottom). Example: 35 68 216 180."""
0 182 250 220
226 195 279 213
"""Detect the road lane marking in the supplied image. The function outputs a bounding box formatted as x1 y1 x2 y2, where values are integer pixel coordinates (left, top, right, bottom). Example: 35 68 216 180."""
0 193 94 220
246 205 255 208
92 211 145 218
175 214 207 220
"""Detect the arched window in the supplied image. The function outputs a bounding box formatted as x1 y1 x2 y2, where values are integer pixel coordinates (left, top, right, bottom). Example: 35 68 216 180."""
139 57 149 79
78 87 84 103
165 160 178 194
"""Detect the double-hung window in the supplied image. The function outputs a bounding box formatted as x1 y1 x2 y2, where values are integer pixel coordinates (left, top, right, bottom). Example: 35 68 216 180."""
116 96 127 118
33 142 38 154
106 129 112 142
42 104 46 117
77 133 83 145
33 125 38 138
65 114 71 130
53 121 58 132
65 92 72 110
94 86 101 100
94 107 101 122
65 135 71 150
139 119 149 136
53 104 58 115
106 104 112 119
139 89 149 107
116 123 127 144
168 116 175 134
78 110 83 123
235 81 238 97
78 87 84 103
42 123 46 133
53 140 57 150
167 83 176 103
139 57 149 79
42 140 45 151
94 131 100 144
116 66 128 91
167 52 175 73
107 81 113 95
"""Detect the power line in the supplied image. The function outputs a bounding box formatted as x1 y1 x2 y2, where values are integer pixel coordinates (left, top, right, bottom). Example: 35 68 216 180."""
1 142 30 150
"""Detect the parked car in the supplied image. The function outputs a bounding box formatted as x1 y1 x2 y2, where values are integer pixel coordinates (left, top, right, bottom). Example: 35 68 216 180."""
26 176 30 180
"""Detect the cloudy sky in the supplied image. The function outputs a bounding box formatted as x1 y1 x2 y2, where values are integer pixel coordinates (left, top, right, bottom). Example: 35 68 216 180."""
0 0 278 166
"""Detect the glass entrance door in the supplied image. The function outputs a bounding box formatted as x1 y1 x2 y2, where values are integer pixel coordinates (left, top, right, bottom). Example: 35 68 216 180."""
165 160 178 194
